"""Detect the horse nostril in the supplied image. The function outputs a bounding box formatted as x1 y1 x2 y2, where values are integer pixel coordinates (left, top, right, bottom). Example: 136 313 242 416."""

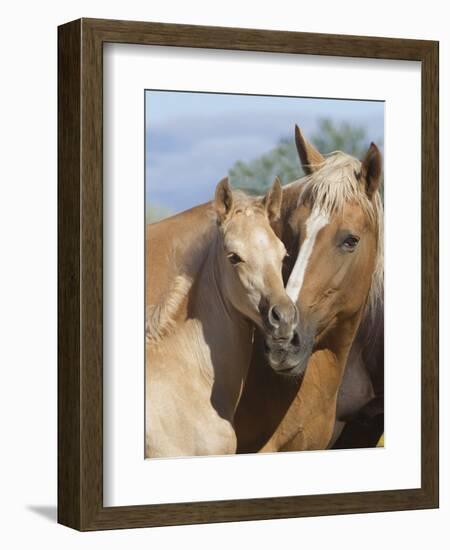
268 305 281 327
291 330 300 347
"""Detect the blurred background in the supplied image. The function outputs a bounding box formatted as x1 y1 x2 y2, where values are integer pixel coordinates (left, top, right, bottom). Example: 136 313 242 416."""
145 91 384 223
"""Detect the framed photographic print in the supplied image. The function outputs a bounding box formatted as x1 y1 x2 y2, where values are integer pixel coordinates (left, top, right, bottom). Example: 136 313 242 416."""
58 18 439 530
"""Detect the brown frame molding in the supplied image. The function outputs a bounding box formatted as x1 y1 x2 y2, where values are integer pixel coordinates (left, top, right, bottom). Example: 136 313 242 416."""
58 18 439 531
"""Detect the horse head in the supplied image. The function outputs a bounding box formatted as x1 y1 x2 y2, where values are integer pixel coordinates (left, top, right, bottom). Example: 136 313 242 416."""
213 177 297 344
266 125 383 376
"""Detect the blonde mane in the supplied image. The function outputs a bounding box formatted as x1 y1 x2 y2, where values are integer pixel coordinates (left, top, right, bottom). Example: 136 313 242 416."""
146 273 193 343
293 151 384 314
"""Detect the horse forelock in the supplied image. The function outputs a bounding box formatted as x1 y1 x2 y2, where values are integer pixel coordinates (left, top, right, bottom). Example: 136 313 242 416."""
291 151 384 316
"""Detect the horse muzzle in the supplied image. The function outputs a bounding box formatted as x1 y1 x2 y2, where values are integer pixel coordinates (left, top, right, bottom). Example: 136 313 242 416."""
265 300 298 340
264 324 314 378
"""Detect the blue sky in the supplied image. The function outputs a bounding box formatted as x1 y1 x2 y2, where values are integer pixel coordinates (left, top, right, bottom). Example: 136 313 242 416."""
145 91 384 216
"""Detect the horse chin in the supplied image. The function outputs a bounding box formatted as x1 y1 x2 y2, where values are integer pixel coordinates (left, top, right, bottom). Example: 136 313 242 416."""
263 335 313 379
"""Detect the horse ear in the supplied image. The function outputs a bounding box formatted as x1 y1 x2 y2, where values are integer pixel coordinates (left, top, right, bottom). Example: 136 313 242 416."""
360 142 382 199
214 177 234 223
263 177 283 222
295 124 325 174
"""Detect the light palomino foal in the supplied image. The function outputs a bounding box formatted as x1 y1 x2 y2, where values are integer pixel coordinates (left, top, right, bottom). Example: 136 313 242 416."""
235 125 384 452
146 178 297 458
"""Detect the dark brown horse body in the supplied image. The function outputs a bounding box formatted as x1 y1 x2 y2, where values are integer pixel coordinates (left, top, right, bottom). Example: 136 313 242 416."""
331 299 384 449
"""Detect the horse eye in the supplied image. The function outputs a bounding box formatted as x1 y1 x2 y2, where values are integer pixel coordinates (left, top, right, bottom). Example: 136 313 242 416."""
227 252 243 265
341 235 360 251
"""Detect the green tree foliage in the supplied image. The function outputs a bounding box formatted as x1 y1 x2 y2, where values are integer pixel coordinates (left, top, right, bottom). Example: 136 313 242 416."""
312 118 368 159
229 137 300 195
229 118 372 195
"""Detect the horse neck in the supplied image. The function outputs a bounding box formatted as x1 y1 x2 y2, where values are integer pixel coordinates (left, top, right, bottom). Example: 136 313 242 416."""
318 307 367 385
189 233 254 419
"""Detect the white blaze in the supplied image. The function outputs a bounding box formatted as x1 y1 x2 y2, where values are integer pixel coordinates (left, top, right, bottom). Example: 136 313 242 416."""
286 209 329 302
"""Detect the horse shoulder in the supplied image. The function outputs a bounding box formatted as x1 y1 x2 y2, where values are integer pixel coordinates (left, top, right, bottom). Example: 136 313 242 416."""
146 323 237 457
335 300 384 420
336 341 375 420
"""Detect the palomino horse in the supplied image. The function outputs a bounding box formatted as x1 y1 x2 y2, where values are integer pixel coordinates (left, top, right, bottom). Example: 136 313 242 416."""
145 178 297 458
235 125 383 452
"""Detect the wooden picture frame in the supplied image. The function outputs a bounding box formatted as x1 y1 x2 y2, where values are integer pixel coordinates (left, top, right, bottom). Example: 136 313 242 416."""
58 18 439 531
